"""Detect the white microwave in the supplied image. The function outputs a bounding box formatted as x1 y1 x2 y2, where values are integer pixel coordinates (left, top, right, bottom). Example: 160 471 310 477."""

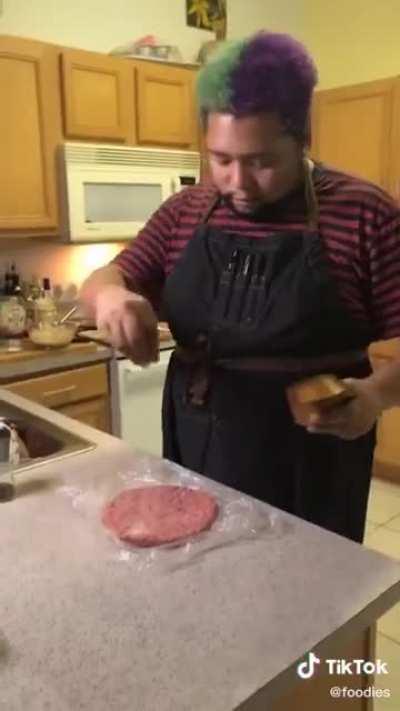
59 142 200 243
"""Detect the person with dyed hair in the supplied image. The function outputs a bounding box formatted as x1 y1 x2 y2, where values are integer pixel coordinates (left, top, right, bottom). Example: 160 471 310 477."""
81 31 400 543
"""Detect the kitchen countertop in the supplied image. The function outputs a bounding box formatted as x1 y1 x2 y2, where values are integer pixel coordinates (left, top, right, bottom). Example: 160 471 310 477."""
0 343 113 382
1 387 400 711
0 341 175 382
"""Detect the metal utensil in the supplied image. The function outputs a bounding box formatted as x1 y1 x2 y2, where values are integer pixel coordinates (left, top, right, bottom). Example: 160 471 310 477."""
56 305 78 325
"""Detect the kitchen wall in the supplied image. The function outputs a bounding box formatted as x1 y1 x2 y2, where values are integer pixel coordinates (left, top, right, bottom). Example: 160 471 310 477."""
303 0 400 89
4 0 400 288
0 0 306 63
0 0 306 293
0 241 123 300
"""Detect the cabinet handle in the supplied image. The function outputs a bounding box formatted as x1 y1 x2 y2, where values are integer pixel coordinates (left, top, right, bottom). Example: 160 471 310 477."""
43 385 77 399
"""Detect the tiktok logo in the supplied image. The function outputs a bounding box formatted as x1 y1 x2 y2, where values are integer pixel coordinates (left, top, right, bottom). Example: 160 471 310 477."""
297 652 321 679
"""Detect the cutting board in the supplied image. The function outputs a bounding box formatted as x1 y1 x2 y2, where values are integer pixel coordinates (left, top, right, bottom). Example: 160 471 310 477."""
0 340 99 363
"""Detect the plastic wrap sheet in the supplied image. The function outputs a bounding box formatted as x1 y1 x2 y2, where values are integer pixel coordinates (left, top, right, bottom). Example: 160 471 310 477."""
59 452 287 571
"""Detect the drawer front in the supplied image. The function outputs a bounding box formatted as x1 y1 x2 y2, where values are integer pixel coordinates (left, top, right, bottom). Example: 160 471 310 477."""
5 364 108 408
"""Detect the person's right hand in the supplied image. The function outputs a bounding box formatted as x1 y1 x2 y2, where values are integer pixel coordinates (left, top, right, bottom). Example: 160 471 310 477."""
95 285 159 366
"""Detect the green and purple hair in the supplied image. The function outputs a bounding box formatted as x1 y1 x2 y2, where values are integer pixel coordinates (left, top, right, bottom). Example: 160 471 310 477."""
197 31 318 144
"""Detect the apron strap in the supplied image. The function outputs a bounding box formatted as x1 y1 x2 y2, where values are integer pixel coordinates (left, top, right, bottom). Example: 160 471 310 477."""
175 346 368 375
304 157 319 230
215 349 368 374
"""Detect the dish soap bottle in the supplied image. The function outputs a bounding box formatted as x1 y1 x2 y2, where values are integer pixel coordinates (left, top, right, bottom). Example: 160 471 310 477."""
0 423 16 501
0 420 27 502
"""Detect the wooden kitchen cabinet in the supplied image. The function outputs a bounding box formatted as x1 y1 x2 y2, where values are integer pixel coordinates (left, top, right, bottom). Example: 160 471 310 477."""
369 340 400 483
311 77 399 193
374 406 400 483
58 397 110 432
133 59 198 149
61 48 134 142
272 626 375 711
4 363 111 433
0 35 61 233
0 34 200 238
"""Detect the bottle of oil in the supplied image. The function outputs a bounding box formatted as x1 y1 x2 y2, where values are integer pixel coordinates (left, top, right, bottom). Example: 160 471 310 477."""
9 262 19 295
4 263 13 296
34 277 58 326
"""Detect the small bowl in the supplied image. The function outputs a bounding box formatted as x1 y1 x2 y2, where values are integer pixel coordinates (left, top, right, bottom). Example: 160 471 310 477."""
28 323 77 349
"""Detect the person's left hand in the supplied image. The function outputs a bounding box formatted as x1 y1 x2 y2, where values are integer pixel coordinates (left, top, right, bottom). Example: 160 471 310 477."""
306 377 383 440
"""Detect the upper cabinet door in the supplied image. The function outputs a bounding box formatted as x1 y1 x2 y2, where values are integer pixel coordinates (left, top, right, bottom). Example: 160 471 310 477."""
61 49 133 141
134 61 198 149
0 36 61 231
311 78 397 192
390 79 400 202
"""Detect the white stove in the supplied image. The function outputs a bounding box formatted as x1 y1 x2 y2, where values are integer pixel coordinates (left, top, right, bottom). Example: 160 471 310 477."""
117 346 173 456
79 328 175 456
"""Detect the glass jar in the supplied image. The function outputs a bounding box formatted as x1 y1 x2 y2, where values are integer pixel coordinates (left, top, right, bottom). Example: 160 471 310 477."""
0 296 27 337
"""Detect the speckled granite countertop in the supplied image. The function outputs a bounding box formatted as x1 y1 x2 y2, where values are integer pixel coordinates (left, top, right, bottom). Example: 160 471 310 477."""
0 388 400 711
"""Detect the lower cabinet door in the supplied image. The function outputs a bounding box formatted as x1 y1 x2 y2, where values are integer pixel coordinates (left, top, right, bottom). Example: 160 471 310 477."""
58 396 111 433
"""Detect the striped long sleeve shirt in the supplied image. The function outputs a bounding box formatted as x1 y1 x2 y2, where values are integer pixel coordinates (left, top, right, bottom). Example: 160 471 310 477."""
113 164 400 342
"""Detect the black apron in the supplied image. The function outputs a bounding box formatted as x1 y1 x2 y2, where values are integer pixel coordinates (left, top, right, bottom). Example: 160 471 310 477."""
161 196 375 543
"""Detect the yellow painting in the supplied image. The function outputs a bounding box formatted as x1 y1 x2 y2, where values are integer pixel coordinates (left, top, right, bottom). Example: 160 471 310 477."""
186 0 227 34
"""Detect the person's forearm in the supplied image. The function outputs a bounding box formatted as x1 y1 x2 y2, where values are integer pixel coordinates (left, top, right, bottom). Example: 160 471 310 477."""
366 359 400 410
79 264 128 318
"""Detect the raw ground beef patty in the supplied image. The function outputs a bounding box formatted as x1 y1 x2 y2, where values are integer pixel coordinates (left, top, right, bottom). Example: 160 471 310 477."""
102 485 219 547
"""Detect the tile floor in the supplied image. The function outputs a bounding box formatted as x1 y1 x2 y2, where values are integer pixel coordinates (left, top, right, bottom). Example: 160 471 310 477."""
364 477 400 709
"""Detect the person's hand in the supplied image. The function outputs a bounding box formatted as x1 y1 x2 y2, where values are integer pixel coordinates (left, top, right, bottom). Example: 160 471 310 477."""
95 285 159 366
306 377 384 440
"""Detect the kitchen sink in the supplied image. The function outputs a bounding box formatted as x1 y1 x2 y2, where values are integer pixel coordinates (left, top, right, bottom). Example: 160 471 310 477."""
0 399 96 475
